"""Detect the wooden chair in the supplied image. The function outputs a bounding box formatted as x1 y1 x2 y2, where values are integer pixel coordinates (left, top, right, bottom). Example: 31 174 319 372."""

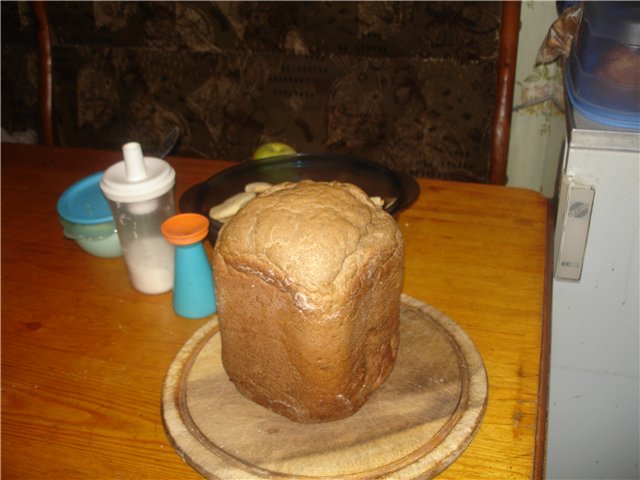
32 1 520 184
490 1 521 185
33 1 53 146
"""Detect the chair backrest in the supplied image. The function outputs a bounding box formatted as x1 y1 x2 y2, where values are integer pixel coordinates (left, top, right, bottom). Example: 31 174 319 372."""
33 1 53 146
490 1 520 185
32 1 520 184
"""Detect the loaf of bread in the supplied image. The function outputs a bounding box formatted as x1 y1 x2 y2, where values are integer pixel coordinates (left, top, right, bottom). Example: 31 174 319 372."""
212 180 403 423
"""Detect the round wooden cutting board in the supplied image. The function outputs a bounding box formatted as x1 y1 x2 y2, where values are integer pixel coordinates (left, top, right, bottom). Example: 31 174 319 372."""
162 294 488 479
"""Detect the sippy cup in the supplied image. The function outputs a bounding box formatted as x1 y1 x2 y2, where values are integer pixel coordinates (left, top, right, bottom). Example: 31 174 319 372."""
100 142 176 294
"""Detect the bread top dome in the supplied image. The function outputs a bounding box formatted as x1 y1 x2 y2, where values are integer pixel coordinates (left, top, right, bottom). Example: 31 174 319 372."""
214 181 402 306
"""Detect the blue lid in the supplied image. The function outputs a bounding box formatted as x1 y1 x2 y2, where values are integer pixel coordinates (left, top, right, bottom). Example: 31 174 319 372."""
565 72 640 131
57 171 114 225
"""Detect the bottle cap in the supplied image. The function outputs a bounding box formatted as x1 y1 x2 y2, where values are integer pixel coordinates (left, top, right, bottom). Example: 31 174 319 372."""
161 213 209 245
100 142 175 204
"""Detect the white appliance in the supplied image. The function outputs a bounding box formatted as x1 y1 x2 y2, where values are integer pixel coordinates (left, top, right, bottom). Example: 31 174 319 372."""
547 105 639 479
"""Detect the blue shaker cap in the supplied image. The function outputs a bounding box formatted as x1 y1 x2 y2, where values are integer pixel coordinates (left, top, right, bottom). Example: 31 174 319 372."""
57 171 114 225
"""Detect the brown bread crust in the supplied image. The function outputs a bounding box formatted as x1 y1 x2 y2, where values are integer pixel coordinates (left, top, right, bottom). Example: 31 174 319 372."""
213 181 403 423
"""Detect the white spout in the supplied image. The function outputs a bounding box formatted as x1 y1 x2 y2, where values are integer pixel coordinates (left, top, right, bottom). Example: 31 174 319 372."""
123 142 148 181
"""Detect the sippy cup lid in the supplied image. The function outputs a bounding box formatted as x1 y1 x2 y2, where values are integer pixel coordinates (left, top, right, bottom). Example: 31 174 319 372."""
161 213 209 245
100 142 175 204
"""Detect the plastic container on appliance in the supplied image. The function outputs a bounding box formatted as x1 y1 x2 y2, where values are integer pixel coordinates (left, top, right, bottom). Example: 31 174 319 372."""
57 171 122 258
100 142 176 295
565 1 640 129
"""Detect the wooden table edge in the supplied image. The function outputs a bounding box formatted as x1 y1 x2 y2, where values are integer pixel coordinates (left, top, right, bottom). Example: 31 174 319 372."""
533 198 553 479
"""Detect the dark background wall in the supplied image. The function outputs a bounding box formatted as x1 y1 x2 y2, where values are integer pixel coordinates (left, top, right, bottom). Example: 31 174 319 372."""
1 1 502 181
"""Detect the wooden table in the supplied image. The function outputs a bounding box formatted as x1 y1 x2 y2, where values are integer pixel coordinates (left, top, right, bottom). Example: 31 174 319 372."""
1 143 550 479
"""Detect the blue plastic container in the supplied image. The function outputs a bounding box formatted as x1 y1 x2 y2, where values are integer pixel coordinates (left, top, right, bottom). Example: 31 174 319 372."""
161 214 216 319
173 242 216 319
57 171 122 257
565 1 640 130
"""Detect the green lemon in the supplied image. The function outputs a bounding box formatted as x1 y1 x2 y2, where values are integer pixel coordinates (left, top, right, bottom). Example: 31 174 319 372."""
252 142 296 160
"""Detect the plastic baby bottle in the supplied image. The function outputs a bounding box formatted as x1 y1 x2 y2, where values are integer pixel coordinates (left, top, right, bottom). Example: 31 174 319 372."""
100 142 176 294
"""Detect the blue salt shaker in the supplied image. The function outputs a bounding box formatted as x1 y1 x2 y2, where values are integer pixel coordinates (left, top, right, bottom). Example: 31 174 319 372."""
161 213 216 319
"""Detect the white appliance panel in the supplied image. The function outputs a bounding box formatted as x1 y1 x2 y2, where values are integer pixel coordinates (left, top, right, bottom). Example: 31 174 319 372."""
547 109 639 480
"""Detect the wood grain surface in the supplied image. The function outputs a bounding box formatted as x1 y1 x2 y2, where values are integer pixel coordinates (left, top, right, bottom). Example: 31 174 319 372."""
162 295 488 479
1 143 550 479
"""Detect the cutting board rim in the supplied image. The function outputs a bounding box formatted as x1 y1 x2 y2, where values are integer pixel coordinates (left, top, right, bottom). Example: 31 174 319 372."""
162 294 488 479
